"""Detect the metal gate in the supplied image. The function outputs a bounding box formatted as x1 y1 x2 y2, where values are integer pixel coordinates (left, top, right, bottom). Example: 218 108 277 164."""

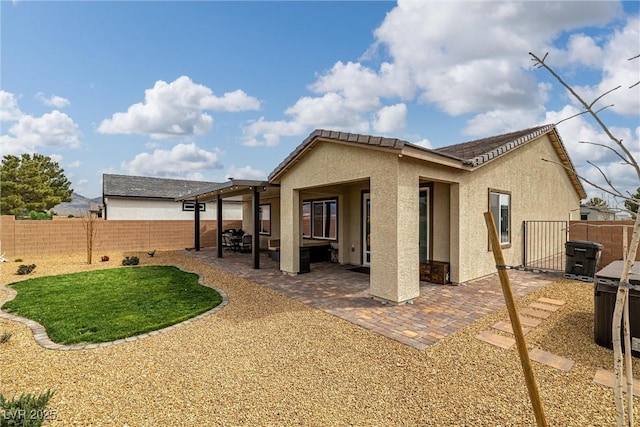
523 220 568 272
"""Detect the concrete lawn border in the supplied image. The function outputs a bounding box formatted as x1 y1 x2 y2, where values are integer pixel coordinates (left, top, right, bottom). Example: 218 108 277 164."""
0 266 228 351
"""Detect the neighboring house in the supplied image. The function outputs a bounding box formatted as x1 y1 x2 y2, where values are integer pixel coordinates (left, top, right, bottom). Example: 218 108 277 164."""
580 204 616 220
102 174 242 221
181 124 586 304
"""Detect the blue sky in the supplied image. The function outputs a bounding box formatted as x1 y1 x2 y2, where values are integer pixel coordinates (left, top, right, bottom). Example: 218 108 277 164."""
1 1 639 205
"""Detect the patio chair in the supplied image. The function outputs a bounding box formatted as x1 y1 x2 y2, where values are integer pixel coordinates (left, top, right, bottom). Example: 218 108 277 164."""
222 233 234 251
238 234 252 253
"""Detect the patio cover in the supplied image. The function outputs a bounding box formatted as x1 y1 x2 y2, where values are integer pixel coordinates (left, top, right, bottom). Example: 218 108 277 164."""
176 179 279 269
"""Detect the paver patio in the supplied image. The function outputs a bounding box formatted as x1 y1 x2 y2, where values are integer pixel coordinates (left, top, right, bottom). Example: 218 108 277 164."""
185 248 555 350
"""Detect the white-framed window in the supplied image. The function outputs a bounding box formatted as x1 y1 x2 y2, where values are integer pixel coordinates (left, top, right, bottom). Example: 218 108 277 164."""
259 204 271 235
312 200 337 240
489 189 510 246
302 199 337 240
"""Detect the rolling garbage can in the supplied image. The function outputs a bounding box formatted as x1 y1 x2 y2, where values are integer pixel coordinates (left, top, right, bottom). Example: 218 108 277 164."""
565 240 603 277
594 281 640 357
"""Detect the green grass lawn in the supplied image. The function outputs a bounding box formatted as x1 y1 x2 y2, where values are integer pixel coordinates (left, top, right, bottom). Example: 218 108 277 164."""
2 266 222 344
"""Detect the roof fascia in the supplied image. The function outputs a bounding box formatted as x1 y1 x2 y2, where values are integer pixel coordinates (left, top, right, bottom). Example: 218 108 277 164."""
176 180 277 202
546 128 588 199
269 136 401 183
401 145 472 170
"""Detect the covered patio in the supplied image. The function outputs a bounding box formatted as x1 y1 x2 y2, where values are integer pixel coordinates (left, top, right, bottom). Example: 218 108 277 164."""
184 248 554 350
177 179 280 269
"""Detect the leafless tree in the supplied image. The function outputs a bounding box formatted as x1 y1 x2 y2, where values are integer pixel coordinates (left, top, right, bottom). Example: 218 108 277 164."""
530 51 639 427
81 211 100 265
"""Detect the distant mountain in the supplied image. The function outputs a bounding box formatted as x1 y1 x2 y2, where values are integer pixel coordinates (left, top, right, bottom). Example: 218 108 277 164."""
52 192 102 217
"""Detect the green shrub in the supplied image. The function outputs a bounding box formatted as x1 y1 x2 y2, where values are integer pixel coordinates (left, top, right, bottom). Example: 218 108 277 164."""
67 214 74 218
0 389 55 426
14 259 23 263
0 332 11 344
17 264 36 275
121 256 139 266
28 211 52 221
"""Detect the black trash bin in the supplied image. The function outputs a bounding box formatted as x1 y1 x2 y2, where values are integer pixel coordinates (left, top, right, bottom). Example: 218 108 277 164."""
565 240 603 277
299 247 310 274
594 281 640 357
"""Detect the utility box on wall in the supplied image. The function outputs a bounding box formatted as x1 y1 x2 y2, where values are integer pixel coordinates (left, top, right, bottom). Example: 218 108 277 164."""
419 261 450 285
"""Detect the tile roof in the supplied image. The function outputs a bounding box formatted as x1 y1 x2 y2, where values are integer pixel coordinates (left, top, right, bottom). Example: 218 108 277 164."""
103 174 218 199
268 129 410 181
435 125 555 166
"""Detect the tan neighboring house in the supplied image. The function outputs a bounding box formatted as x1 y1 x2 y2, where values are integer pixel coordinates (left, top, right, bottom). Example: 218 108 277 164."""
102 174 242 221
181 124 586 304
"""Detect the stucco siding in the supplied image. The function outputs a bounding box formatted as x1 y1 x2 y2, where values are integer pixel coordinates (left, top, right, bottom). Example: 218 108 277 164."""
105 198 242 221
455 135 581 282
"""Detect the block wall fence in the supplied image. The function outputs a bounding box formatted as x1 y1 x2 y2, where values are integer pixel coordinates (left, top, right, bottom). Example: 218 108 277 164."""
568 220 639 267
0 215 242 257
1 216 636 266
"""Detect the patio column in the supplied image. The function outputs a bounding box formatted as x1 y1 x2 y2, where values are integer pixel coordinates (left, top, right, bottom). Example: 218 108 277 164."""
280 187 300 274
369 165 420 303
449 184 460 283
252 186 260 269
217 195 223 258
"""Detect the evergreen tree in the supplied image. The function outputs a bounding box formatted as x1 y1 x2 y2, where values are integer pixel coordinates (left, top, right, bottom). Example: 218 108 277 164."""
586 197 608 207
0 153 73 215
624 187 640 218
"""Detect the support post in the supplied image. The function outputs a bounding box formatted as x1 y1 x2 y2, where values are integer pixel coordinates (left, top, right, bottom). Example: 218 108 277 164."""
484 212 548 427
194 197 200 251
252 186 260 269
217 195 223 258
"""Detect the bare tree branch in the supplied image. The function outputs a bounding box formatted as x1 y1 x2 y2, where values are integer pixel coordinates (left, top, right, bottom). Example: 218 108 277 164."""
541 158 626 199
529 52 640 180
577 141 632 166
589 86 621 109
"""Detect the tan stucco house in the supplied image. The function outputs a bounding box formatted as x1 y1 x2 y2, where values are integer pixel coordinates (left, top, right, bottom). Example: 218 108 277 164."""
181 124 586 304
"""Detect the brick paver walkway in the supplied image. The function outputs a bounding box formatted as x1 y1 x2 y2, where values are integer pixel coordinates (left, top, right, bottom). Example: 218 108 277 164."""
185 249 555 350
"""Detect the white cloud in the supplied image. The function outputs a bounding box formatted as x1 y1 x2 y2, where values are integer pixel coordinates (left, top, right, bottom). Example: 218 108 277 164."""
242 1 623 146
121 142 222 177
67 160 81 168
226 165 266 181
0 90 23 121
49 154 64 164
372 103 407 133
413 138 432 149
36 92 70 108
0 110 81 157
543 105 639 204
98 76 260 139
566 34 604 68
570 16 640 116
242 118 307 147
463 108 543 136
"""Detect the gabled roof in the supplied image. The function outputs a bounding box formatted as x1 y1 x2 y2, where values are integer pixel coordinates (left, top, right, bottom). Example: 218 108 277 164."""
435 125 554 166
103 174 218 200
267 125 586 199
268 129 448 182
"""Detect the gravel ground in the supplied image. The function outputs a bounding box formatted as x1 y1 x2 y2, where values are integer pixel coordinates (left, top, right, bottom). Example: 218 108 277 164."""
1 251 639 426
